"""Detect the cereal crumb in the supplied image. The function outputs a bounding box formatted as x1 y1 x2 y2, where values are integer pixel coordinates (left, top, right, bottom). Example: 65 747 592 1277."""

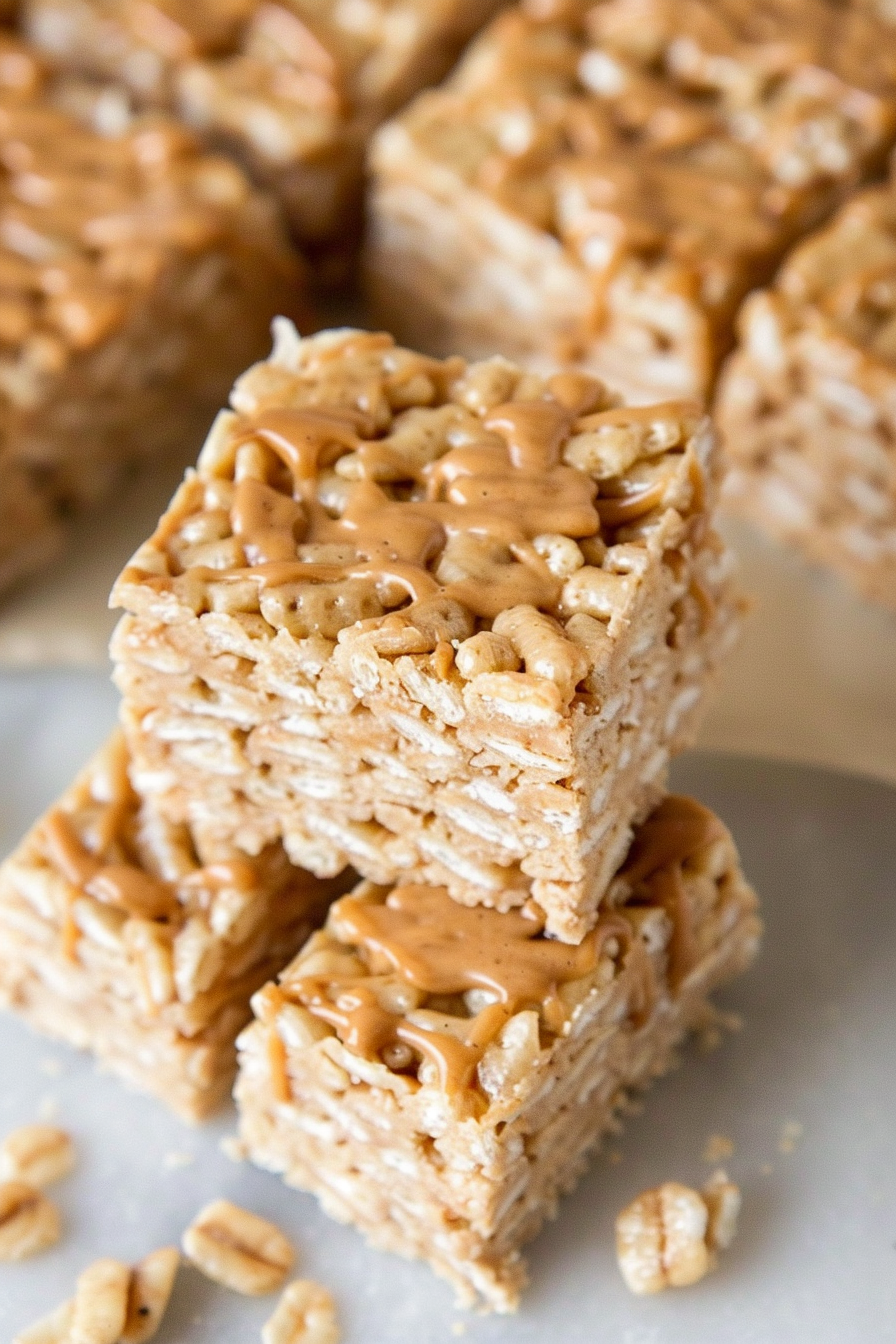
162 1151 195 1171
39 1058 62 1078
778 1121 804 1154
607 1149 623 1165
615 1173 741 1294
702 1134 735 1163
37 1095 59 1122
220 1135 248 1163
451 1322 468 1337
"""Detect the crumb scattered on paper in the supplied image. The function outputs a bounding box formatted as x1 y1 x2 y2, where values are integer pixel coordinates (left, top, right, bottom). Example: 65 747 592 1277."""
220 1135 248 1163
778 1121 804 1154
703 1134 735 1163
451 1322 468 1337
163 1151 195 1171
37 1095 58 1121
39 1058 62 1078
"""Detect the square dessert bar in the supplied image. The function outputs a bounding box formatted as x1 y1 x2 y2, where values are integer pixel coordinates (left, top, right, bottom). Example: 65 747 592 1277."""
110 324 741 944
0 33 305 595
0 733 347 1121
23 0 506 249
235 794 761 1311
367 0 896 404
717 169 896 610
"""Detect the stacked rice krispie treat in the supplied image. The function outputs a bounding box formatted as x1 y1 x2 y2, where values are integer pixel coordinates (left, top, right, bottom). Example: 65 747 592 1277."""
0 32 305 595
237 798 760 1310
366 0 896 403
109 324 742 943
717 165 896 610
21 0 507 252
0 732 349 1119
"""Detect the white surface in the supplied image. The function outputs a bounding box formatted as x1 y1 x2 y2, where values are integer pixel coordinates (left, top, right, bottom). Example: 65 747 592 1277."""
0 672 895 1342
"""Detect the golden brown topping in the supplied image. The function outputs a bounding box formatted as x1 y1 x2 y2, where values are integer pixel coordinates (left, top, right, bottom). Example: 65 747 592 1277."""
620 795 726 987
285 890 632 1096
275 793 726 1099
387 0 896 340
126 329 707 636
0 46 281 378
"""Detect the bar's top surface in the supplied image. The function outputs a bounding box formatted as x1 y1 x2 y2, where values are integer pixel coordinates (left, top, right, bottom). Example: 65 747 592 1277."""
113 324 714 682
256 795 740 1112
740 169 896 364
25 0 477 116
11 733 324 935
377 0 896 310
0 33 291 399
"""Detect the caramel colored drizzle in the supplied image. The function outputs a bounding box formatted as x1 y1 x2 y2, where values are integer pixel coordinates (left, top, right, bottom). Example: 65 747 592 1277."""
280 795 725 1098
620 795 726 988
219 399 605 621
287 889 638 1098
41 808 259 952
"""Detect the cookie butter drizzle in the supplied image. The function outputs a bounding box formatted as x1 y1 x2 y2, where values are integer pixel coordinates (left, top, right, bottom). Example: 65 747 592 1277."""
271 796 724 1104
146 352 700 625
39 746 259 959
619 795 726 989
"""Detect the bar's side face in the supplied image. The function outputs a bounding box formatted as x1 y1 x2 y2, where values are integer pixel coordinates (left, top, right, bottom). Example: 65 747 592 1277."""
110 324 740 943
367 0 896 404
718 175 896 609
235 795 761 1311
0 32 305 594
23 0 507 245
0 734 345 1120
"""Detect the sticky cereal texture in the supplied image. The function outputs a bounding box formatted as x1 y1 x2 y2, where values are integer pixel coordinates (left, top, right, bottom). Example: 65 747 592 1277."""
718 169 896 609
0 733 346 1120
110 323 741 942
0 31 304 594
235 796 760 1311
367 0 896 402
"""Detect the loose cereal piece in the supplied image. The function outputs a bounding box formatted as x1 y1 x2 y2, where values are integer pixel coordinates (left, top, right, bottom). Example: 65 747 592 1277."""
69 1258 131 1344
262 1280 340 1344
718 168 896 609
0 1180 61 1261
615 1173 742 1295
121 1247 181 1343
235 799 761 1312
182 1199 294 1295
702 1170 742 1253
0 1125 75 1188
0 733 348 1122
13 1300 74 1344
368 0 896 403
0 31 305 596
110 324 741 945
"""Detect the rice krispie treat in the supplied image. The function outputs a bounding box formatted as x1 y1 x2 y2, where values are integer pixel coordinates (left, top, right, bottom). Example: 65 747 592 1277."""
0 733 347 1120
235 794 761 1311
367 0 896 404
717 170 896 610
23 0 506 248
0 33 305 596
110 324 741 944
